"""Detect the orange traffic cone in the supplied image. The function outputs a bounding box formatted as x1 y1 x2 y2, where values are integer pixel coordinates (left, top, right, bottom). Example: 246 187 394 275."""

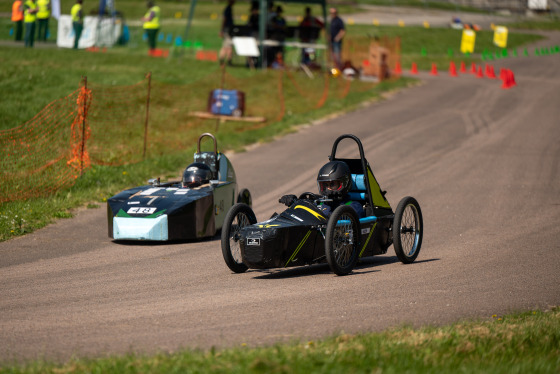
470 62 477 74
394 61 402 75
509 70 516 87
430 63 438 75
449 61 458 77
486 64 497 79
411 62 418 74
460 61 467 73
476 66 484 78
501 69 516 89
499 68 507 81
501 70 510 89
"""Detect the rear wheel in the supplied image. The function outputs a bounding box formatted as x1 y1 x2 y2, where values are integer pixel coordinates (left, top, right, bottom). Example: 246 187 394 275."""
221 203 256 273
325 205 360 276
393 196 423 264
237 188 252 206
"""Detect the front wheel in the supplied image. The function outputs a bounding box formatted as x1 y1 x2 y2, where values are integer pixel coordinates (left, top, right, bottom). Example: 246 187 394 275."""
392 196 423 264
221 203 257 273
325 205 360 276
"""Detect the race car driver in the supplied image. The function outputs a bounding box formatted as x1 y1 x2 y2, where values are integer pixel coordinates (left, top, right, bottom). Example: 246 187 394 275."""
279 160 365 218
182 162 213 188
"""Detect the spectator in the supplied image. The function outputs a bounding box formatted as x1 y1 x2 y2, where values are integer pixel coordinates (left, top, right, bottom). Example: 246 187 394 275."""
246 3 259 67
266 1 276 23
329 7 345 70
36 0 50 41
271 51 284 69
142 0 161 54
23 0 38 47
299 6 324 65
11 0 24 42
268 5 286 67
300 6 323 33
247 2 259 37
71 0 83 49
219 0 235 66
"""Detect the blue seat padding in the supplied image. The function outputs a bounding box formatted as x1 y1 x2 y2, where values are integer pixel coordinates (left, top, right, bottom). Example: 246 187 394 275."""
359 216 377 224
348 192 366 201
351 174 366 191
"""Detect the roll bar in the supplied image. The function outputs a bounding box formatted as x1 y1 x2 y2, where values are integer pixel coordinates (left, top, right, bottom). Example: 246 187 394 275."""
328 134 375 210
197 133 218 155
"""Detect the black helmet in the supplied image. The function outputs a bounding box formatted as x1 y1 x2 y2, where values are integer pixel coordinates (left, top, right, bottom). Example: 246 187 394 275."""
182 162 213 188
317 161 351 199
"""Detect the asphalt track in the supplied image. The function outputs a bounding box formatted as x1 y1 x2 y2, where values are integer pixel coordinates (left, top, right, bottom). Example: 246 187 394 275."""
1 27 560 363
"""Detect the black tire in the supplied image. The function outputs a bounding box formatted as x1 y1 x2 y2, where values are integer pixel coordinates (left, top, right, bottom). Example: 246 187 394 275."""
221 203 257 273
237 188 252 207
325 205 360 275
392 196 423 264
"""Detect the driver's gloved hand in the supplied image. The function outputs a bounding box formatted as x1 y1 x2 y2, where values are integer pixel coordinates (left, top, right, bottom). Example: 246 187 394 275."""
279 194 297 207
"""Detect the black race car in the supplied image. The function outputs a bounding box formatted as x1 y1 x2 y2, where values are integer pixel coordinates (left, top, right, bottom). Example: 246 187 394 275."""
107 133 251 241
221 134 423 275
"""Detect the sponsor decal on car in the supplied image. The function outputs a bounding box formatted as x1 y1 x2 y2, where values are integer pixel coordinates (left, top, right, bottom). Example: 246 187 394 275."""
140 188 163 195
290 214 304 222
247 238 261 246
127 207 157 214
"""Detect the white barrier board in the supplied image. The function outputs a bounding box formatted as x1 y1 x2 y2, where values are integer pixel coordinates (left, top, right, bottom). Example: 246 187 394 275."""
57 15 121 49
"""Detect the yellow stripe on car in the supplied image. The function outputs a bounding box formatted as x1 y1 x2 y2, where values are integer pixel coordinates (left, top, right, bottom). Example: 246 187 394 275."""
285 230 311 266
294 205 326 220
359 223 377 257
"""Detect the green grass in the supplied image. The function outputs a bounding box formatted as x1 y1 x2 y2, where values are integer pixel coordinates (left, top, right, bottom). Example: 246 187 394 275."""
507 17 560 30
2 307 559 373
354 0 486 13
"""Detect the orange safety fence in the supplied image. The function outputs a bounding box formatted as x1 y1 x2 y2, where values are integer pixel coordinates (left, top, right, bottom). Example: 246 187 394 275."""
0 89 84 203
0 77 150 203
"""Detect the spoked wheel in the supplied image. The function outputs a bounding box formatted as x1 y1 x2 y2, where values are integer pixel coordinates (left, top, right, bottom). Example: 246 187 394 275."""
392 196 423 264
325 205 360 276
221 203 257 273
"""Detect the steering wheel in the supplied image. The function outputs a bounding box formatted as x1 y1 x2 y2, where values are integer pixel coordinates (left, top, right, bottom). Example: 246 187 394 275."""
298 192 319 201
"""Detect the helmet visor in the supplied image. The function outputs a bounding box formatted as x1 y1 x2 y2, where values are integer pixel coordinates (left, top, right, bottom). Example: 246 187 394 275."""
318 180 343 195
183 175 203 188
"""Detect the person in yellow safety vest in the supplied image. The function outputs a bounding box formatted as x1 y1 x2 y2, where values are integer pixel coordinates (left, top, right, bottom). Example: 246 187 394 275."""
12 0 24 41
142 0 160 53
71 0 83 49
23 0 38 47
36 0 50 42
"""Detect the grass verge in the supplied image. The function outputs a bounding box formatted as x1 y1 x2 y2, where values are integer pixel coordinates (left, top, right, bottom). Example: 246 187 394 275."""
2 307 558 373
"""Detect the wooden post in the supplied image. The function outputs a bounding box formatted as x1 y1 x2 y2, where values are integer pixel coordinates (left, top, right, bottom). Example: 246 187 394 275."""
215 64 227 133
80 76 87 176
143 72 152 159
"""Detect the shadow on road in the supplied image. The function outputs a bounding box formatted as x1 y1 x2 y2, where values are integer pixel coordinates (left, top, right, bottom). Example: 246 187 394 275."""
111 234 221 247
250 255 439 279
